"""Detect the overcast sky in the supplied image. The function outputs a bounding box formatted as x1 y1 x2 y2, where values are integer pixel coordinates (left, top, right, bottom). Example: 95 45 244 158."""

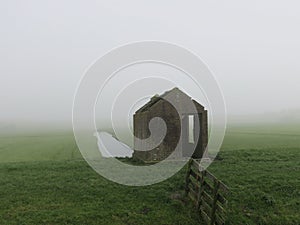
1 0 300 127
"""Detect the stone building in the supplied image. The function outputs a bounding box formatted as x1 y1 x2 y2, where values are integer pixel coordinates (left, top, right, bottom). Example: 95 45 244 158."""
133 87 208 163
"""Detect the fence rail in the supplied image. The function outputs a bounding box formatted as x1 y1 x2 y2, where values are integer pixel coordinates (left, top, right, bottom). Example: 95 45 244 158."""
185 159 229 225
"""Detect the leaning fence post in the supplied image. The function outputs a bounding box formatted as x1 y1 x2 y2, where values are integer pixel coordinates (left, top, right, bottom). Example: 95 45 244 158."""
197 169 205 210
211 179 220 225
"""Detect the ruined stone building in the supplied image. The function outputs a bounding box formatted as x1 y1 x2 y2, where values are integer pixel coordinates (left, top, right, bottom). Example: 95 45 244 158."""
133 88 208 163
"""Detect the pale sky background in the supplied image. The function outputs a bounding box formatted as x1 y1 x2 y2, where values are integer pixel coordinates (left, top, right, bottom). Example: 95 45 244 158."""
1 0 300 129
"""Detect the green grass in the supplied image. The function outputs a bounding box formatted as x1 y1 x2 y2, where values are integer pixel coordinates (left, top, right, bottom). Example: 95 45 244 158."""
0 160 199 225
210 148 300 225
222 123 300 150
0 132 81 163
0 124 299 224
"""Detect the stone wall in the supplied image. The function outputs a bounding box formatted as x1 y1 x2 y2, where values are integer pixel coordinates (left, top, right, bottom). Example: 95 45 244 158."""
133 89 208 163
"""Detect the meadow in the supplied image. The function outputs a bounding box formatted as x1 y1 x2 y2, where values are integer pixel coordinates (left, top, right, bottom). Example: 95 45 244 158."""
0 124 299 224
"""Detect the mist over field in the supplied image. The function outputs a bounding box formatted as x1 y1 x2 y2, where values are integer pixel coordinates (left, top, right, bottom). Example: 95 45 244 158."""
1 2 300 224
1 1 300 136
1 109 300 137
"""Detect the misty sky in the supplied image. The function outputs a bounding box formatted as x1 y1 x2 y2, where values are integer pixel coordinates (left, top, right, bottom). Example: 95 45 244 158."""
1 0 300 127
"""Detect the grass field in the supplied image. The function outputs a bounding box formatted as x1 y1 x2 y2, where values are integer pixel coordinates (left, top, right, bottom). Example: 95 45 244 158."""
0 124 299 224
0 132 81 163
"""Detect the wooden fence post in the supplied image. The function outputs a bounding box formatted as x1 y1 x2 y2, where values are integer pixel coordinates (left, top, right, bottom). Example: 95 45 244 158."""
211 180 220 225
197 170 205 210
185 159 228 225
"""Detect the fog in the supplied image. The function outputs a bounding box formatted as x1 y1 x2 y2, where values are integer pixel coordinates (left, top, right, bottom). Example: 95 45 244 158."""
1 0 300 132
